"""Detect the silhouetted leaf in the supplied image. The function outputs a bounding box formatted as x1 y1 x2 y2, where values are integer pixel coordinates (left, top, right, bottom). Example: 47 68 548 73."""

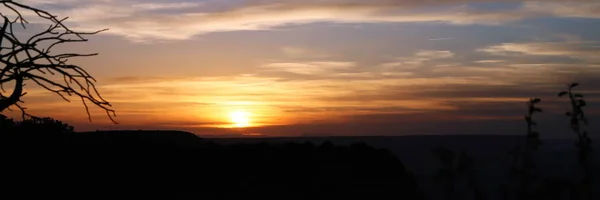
531 98 541 104
434 170 450 182
578 100 586 107
528 132 540 138
566 112 572 116
558 91 568 97
533 108 543 113
574 94 584 98
532 140 543 150
507 146 521 159
571 118 578 126
569 83 579 88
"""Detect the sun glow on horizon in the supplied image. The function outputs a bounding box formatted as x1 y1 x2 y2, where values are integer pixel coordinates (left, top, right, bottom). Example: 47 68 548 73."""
229 110 251 128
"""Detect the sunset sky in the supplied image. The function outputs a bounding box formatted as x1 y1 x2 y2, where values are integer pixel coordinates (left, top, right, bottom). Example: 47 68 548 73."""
4 0 600 137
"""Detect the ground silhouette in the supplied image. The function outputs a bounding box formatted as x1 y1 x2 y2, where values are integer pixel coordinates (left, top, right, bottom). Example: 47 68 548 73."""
0 116 424 200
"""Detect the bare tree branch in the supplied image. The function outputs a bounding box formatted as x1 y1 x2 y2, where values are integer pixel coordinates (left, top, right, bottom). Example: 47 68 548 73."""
0 0 116 123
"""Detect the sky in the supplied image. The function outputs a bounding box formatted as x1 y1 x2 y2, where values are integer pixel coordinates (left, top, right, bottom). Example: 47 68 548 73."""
2 0 600 138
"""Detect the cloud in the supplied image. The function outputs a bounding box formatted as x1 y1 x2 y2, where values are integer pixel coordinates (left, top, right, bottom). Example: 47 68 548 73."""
100 6 524 41
6 0 600 136
23 0 83 5
474 60 506 64
281 47 310 58
409 39 597 89
415 50 455 59
19 53 600 134
280 47 334 58
479 40 600 62
260 61 356 75
428 38 454 41
523 1 600 19
14 0 597 42
20 70 530 127
131 2 203 11
380 50 455 70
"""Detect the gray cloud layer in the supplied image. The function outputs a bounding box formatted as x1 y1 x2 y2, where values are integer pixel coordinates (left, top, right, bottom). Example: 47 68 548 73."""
17 0 600 42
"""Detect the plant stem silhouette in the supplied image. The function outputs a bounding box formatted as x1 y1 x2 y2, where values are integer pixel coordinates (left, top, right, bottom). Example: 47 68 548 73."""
0 0 115 122
558 83 592 200
505 97 543 200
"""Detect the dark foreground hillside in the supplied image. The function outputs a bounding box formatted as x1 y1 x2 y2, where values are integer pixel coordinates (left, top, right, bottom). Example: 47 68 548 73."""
0 130 424 200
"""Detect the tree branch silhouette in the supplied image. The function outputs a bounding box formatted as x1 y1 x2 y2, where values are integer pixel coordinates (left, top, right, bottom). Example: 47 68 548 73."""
0 0 115 123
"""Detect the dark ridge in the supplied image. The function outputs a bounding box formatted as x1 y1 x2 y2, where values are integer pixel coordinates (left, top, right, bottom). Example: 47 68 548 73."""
76 130 207 147
208 134 528 145
0 130 424 200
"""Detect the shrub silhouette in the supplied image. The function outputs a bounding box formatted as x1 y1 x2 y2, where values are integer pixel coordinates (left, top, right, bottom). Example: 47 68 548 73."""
0 114 73 134
0 114 15 132
16 117 74 134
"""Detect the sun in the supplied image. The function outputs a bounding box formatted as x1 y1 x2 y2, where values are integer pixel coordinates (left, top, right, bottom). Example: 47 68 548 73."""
229 110 251 128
